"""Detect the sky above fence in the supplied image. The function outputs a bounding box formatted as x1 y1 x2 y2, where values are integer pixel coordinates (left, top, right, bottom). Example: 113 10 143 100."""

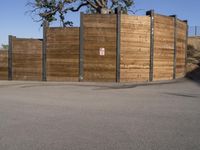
0 0 199 47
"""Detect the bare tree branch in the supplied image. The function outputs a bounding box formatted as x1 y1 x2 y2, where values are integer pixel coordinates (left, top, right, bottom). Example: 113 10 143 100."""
27 0 135 27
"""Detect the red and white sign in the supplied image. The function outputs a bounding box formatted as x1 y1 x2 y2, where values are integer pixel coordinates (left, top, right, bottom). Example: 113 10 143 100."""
99 48 105 56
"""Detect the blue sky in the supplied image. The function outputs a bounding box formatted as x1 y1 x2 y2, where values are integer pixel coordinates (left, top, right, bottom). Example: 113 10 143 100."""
0 0 199 46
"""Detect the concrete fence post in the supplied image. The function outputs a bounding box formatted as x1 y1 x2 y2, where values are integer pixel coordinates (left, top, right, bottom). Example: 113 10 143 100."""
146 10 155 82
170 15 177 79
79 12 84 82
116 6 121 83
8 35 13 80
184 20 188 76
42 20 49 81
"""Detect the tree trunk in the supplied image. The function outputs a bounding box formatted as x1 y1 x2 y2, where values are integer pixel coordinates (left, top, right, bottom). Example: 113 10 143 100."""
100 8 111 14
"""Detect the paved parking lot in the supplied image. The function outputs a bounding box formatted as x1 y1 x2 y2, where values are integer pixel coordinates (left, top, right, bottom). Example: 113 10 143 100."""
0 79 200 150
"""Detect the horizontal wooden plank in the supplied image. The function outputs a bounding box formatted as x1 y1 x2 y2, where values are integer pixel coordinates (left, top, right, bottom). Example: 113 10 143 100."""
83 14 116 82
46 27 79 81
11 38 42 81
47 76 78 81
120 15 150 82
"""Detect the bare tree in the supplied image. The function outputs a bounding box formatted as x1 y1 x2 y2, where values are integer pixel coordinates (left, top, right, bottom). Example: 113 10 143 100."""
27 0 135 27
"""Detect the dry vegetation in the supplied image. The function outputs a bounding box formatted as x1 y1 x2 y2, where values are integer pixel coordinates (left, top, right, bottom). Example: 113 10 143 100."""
187 37 200 81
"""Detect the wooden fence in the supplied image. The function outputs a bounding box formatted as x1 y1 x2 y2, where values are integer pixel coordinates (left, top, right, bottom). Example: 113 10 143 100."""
176 20 187 78
81 14 117 82
1 11 188 83
0 50 8 80
80 12 187 82
45 27 79 81
153 14 174 81
8 36 42 81
120 15 150 82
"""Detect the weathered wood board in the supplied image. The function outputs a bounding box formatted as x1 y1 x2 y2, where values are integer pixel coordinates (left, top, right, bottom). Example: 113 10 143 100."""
12 37 42 81
120 15 150 82
153 14 174 81
83 14 117 82
176 20 187 78
46 27 79 81
0 50 8 80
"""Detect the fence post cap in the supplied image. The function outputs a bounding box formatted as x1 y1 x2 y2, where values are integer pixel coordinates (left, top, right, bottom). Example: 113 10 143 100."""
183 20 188 23
146 10 154 16
169 15 176 18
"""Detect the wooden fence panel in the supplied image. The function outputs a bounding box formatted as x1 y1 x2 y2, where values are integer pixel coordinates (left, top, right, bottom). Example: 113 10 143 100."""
120 15 150 82
12 37 42 81
176 20 187 78
83 14 117 82
46 27 79 81
154 15 174 80
0 50 8 80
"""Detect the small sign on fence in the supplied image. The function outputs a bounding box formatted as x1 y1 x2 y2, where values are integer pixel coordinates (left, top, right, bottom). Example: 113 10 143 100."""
99 48 105 56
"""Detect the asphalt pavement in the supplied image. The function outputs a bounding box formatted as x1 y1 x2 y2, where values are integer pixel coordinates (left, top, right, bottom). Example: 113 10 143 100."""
0 79 200 150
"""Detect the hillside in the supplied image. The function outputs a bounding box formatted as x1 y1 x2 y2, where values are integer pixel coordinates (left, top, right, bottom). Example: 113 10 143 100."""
187 37 200 81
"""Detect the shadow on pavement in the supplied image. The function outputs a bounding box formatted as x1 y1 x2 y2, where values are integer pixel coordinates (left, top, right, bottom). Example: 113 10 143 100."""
164 92 198 98
186 63 200 85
